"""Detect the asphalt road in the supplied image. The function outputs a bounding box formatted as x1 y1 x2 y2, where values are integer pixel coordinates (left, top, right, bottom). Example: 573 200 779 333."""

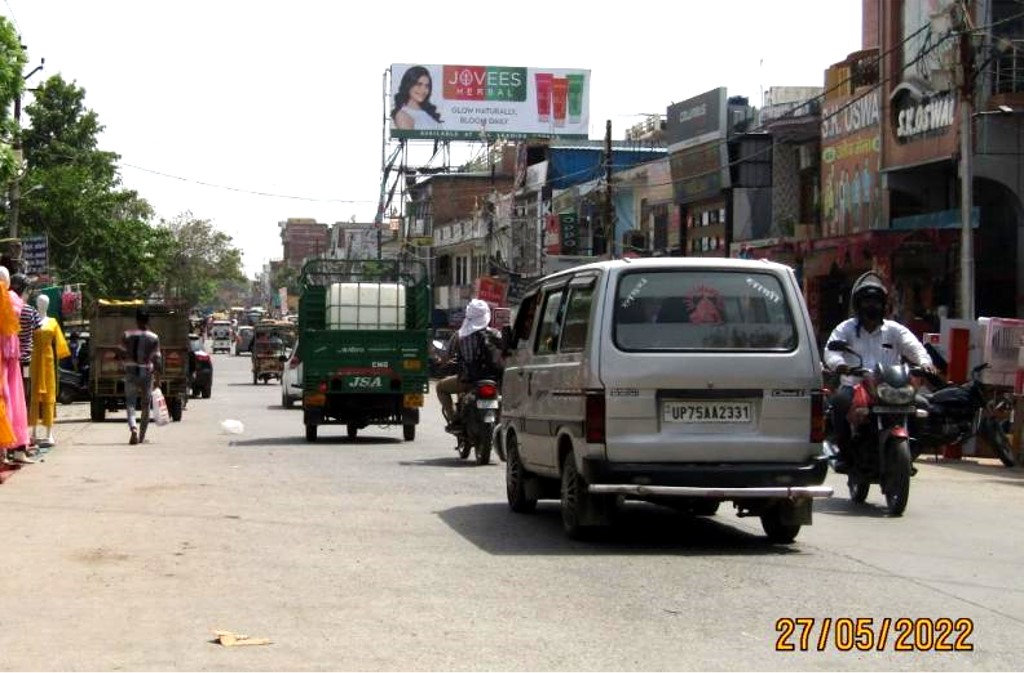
0 349 1022 671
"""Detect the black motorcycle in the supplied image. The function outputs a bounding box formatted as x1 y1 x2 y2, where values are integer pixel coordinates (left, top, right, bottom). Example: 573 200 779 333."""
911 362 1016 467
58 364 90 404
825 340 926 516
451 379 501 465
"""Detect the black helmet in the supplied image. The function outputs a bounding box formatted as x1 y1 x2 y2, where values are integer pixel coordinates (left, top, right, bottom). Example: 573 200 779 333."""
850 271 888 314
10 273 29 294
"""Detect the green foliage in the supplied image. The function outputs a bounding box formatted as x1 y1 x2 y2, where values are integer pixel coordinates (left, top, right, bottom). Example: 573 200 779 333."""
0 16 26 186
17 75 169 299
159 212 246 309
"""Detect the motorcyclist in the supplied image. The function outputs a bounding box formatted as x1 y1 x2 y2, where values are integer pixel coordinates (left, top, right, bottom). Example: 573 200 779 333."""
823 271 935 473
436 298 503 433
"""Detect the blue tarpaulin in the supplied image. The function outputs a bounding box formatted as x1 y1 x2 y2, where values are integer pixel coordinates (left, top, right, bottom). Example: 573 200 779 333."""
547 148 664 191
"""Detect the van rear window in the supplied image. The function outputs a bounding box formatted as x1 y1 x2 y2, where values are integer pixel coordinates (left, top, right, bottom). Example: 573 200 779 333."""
613 270 797 351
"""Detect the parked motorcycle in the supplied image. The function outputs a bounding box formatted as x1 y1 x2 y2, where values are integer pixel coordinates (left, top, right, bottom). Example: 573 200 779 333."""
451 379 501 465
824 339 926 516
911 359 1016 467
58 364 91 404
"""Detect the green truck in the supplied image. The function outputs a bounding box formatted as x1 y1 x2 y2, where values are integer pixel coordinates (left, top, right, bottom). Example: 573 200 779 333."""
297 259 431 442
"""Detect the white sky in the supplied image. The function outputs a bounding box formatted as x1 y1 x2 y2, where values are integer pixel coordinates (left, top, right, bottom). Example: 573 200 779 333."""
2 0 862 277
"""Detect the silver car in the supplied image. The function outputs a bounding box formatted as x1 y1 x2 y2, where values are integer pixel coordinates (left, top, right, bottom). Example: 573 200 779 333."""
496 258 832 542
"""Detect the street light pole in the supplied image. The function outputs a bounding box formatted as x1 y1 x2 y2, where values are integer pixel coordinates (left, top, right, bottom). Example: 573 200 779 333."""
959 94 975 320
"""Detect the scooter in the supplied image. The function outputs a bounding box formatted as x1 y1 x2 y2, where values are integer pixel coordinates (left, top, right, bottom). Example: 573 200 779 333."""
451 379 501 466
824 339 927 516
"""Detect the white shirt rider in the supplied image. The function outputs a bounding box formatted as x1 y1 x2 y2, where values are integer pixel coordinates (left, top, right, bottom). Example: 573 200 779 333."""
824 317 933 387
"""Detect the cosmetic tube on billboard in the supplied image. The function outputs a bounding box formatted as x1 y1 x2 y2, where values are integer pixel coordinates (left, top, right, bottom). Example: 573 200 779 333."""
551 77 568 127
566 74 584 124
535 73 553 123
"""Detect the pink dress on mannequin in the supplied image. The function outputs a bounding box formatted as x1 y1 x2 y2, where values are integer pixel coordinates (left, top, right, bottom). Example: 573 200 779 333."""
3 290 30 449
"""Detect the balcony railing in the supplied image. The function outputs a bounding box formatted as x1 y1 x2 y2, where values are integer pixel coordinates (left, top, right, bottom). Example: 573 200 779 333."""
992 40 1024 94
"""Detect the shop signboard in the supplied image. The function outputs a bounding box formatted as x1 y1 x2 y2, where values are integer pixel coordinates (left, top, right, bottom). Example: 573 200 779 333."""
820 89 882 236
669 142 731 205
389 64 590 140
23 235 48 274
665 87 728 153
559 213 580 255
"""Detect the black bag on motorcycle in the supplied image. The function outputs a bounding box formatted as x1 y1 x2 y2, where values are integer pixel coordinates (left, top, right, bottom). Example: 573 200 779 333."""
926 386 975 419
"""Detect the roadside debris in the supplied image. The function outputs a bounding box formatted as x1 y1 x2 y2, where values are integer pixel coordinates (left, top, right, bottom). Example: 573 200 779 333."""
212 630 271 647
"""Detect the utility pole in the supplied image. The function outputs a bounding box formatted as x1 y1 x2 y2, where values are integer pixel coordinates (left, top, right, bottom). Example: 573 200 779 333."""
957 8 975 320
4 51 44 274
603 119 614 260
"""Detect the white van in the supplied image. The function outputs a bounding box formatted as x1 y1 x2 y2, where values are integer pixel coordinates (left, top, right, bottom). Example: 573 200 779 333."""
496 257 832 542
210 321 233 354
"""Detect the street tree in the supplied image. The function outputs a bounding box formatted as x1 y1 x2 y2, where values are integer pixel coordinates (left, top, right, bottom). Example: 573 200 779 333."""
18 75 170 297
0 17 26 190
159 211 245 309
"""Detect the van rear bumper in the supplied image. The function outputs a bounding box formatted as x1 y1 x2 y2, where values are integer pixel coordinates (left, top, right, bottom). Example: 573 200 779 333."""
582 457 831 499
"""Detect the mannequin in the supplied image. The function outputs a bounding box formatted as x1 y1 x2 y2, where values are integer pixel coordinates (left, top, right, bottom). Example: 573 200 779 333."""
0 268 22 467
30 294 70 447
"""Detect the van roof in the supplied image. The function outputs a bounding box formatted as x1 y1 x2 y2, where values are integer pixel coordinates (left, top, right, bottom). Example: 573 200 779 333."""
532 257 793 286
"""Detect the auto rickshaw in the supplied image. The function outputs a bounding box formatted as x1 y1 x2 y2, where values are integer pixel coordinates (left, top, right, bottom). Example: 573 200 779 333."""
251 320 295 384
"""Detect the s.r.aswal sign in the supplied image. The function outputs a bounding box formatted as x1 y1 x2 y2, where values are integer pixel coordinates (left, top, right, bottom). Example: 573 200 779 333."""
893 90 957 142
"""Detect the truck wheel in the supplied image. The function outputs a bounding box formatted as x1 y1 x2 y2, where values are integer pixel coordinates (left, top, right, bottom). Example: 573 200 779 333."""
305 424 318 442
403 424 415 441
347 424 358 440
169 397 183 422
90 398 105 422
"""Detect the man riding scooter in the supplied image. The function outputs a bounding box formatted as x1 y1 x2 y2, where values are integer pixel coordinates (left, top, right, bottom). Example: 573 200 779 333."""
823 271 935 473
436 298 503 433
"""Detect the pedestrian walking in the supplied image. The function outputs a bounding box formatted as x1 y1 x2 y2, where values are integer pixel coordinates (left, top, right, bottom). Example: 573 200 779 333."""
120 306 162 445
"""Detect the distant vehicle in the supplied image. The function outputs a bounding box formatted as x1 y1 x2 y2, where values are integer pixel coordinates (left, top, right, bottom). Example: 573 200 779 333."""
188 334 213 398
210 320 233 354
280 338 303 408
235 325 255 355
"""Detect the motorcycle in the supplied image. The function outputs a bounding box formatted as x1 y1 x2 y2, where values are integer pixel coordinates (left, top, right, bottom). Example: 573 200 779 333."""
911 359 1016 467
451 379 501 465
824 339 927 516
58 364 91 404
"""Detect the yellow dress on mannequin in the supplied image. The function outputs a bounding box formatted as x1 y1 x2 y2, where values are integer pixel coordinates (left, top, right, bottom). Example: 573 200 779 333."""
30 314 71 430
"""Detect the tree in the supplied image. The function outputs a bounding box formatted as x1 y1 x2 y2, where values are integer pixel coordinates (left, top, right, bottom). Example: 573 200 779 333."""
18 75 169 298
270 264 299 296
159 211 245 309
0 17 26 189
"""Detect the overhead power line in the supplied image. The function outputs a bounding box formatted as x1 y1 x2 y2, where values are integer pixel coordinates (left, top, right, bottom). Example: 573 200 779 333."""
119 163 378 204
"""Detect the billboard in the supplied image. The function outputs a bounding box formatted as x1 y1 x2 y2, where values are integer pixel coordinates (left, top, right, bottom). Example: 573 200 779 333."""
665 87 728 153
668 142 731 204
389 64 590 140
821 89 882 236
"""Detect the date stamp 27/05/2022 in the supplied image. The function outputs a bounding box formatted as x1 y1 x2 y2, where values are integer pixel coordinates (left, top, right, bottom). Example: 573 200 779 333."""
775 617 975 653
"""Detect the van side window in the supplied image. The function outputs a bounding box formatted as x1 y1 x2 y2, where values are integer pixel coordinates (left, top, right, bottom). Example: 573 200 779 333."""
511 292 539 349
559 285 595 353
534 289 566 355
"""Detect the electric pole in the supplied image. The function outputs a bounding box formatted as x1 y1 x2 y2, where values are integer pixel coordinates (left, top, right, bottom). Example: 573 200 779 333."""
603 119 614 260
957 6 975 320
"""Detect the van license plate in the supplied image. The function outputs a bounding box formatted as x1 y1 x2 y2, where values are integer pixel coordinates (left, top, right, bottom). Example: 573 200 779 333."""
663 401 752 424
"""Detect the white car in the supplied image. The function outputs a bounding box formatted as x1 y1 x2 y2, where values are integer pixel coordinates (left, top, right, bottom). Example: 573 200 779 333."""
280 339 303 408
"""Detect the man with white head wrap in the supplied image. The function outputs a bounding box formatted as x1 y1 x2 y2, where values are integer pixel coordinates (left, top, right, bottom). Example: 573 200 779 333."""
435 298 503 431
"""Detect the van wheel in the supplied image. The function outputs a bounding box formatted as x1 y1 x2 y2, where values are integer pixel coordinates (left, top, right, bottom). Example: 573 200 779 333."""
760 509 801 544
90 398 105 422
252 372 257 385
506 435 536 513
347 424 358 440
691 500 720 516
561 453 593 539
403 424 415 441
305 424 317 442
202 384 211 399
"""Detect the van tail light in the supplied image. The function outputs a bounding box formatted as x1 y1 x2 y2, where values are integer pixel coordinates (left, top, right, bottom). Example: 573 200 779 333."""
318 381 328 393
810 389 826 443
585 390 606 444
476 383 498 399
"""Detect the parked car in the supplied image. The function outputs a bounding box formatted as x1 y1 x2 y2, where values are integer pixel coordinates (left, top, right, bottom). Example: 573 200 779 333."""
495 257 833 542
280 338 302 408
235 325 255 355
188 333 213 398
